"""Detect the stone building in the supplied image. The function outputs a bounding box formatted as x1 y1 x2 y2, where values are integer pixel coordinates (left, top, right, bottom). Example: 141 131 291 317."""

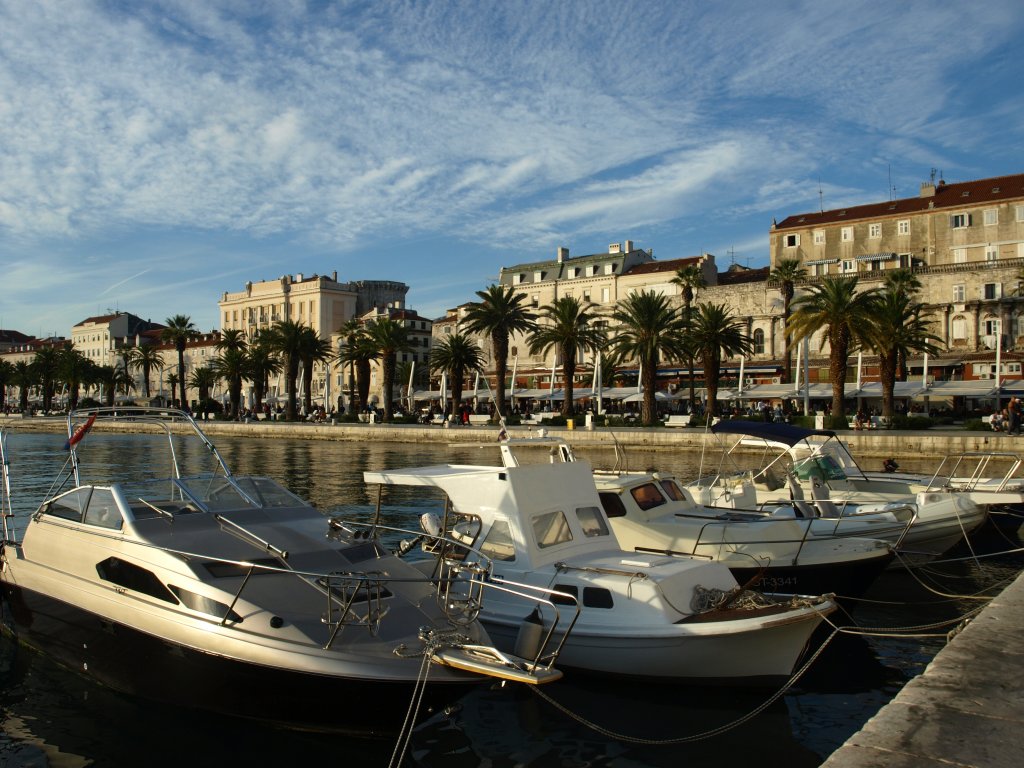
70 312 165 367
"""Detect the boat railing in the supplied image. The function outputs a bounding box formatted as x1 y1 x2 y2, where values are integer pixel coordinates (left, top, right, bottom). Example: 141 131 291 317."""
679 513 821 567
925 451 1024 493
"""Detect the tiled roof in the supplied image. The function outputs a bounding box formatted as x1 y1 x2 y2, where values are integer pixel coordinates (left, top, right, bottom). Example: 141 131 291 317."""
776 172 1024 230
718 266 770 285
624 255 704 276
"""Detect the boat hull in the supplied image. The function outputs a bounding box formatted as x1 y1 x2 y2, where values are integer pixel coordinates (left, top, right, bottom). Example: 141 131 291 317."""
0 582 474 734
480 604 827 684
729 548 893 601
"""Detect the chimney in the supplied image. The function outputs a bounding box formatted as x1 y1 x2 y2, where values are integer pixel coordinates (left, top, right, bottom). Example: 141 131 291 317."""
608 243 622 254
295 273 304 281
557 247 569 263
332 271 337 282
920 181 936 198
624 240 633 252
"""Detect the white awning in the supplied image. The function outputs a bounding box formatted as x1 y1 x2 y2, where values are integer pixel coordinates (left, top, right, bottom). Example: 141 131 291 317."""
855 252 896 261
804 258 839 266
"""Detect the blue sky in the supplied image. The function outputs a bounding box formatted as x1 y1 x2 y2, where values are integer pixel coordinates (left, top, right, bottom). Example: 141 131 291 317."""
2 0 1023 338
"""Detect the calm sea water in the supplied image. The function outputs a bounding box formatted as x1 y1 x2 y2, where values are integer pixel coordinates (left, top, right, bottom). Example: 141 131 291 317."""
1 430 1020 767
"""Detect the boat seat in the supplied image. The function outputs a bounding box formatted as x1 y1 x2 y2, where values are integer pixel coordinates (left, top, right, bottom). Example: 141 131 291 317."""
809 475 840 518
786 473 817 518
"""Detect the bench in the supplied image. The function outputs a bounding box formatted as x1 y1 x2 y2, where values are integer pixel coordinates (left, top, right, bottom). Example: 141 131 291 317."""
468 414 491 426
665 415 693 427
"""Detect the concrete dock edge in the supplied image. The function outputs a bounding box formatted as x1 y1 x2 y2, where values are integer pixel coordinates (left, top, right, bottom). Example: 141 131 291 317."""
820 570 1024 768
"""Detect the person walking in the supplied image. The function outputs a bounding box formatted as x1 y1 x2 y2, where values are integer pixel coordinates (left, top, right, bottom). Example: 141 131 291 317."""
1010 397 1022 436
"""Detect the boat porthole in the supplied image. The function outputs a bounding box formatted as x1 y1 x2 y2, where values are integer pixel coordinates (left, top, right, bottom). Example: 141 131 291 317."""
270 616 284 628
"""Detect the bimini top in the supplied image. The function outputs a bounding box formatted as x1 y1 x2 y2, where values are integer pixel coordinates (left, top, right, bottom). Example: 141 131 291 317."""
710 420 837 446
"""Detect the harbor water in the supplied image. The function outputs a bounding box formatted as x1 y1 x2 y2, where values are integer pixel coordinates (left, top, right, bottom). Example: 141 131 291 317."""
1 431 1021 767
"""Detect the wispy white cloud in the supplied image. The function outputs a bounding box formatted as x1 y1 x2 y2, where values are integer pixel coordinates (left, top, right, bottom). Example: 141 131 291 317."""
0 0 1022 332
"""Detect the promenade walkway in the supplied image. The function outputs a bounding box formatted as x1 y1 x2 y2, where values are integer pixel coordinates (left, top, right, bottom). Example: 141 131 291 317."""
822 568 1024 768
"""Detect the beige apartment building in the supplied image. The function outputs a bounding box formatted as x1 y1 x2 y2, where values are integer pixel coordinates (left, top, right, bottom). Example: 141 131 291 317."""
771 173 1024 380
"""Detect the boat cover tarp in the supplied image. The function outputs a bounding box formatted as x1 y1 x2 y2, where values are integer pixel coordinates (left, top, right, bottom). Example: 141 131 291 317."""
710 420 837 446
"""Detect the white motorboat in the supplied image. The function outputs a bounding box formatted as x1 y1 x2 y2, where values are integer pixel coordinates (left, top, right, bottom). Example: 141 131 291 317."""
0 408 559 734
592 470 894 600
365 455 836 683
690 421 996 559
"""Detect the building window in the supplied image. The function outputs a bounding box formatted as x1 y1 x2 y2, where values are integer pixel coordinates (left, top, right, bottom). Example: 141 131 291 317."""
898 253 912 268
583 290 591 302
983 209 998 226
784 234 799 248
950 213 972 228
752 329 765 355
953 248 967 263
842 260 855 273
951 316 967 340
531 294 539 307
986 245 999 262
983 283 1001 300
813 230 825 245
898 219 910 235
841 227 853 242
812 262 829 277
606 263 618 274
1016 205 1024 222
602 287 610 302
868 223 882 238
953 284 965 303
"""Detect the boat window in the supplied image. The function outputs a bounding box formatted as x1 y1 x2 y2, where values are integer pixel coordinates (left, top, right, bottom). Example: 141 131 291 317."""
478 519 516 562
178 475 257 512
169 586 242 623
575 506 609 538
795 457 846 482
96 557 178 604
551 583 578 605
630 483 667 511
531 510 573 549
598 492 628 518
233 477 309 508
83 488 123 530
583 587 613 609
43 487 91 522
658 479 686 501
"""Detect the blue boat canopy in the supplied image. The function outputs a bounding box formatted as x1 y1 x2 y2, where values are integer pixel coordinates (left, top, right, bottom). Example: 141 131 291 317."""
710 420 837 446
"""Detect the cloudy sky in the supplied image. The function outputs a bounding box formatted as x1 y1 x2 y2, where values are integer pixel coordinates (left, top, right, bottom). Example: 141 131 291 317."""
2 0 1022 337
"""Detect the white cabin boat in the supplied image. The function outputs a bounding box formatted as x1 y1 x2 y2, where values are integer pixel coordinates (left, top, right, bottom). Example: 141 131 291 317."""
365 456 836 683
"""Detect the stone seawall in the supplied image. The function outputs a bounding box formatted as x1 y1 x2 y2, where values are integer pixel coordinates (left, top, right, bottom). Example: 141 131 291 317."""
3 414 1018 459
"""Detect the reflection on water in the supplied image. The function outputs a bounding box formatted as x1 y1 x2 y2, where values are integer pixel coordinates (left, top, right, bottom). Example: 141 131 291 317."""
1 431 1020 767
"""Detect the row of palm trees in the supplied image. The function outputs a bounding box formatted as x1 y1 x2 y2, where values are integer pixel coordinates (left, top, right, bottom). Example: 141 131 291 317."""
446 265 938 427
0 267 938 426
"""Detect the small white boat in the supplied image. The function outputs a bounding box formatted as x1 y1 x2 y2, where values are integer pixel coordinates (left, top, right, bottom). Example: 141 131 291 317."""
691 421 995 559
0 408 559 733
365 455 836 683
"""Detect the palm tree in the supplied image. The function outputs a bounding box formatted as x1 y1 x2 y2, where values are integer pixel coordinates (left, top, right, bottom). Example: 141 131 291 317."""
787 276 880 422
12 361 34 412
671 264 706 406
335 319 366 415
165 372 180 406
609 291 688 425
125 344 164 398
58 346 93 409
298 327 333 417
161 315 198 410
189 366 219 405
430 332 484 421
266 320 307 420
462 284 536 419
769 258 807 385
214 330 249 418
527 296 606 417
687 303 753 417
883 268 923 381
866 286 942 422
32 345 61 411
245 331 281 415
345 335 379 416
211 347 249 418
366 317 412 422
95 365 118 406
0 360 12 411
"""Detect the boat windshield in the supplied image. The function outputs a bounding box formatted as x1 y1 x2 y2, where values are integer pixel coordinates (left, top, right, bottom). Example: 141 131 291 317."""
793 454 847 482
118 474 263 515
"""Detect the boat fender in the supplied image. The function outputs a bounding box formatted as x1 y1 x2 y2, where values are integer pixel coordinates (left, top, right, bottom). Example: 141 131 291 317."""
514 607 545 661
